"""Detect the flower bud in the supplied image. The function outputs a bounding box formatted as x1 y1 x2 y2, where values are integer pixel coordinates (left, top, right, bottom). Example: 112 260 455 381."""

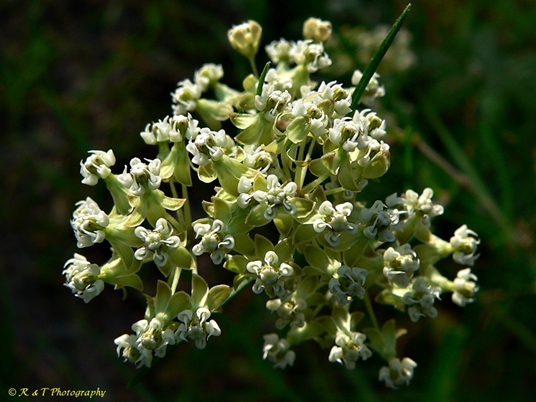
302 17 332 42
227 20 262 59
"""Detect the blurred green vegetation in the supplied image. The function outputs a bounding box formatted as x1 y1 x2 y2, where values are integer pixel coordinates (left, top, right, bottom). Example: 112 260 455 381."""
1 0 535 401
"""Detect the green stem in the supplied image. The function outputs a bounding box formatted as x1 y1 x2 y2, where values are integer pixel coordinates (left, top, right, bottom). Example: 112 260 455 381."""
255 62 271 97
181 184 192 228
169 180 179 198
279 150 293 181
165 212 184 233
349 3 412 112
306 136 317 160
294 141 308 189
364 292 380 332
323 186 346 196
249 56 259 78
301 171 331 194
296 137 318 191
169 180 184 224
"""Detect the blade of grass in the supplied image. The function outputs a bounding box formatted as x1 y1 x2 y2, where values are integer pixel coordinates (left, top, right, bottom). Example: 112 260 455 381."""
412 134 473 188
403 127 415 191
350 4 412 111
495 307 536 355
424 326 467 402
256 61 272 97
343 366 380 402
38 88 92 154
418 95 514 242
479 120 514 222
301 350 344 401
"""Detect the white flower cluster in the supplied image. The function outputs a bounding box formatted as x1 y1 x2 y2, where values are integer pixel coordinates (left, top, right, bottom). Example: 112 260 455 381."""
379 357 418 389
64 15 480 390
266 39 332 72
140 114 201 145
115 307 222 369
80 150 115 186
383 244 420 287
403 277 442 322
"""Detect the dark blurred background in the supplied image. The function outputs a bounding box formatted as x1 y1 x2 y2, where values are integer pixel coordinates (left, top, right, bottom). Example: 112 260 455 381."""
2 0 536 401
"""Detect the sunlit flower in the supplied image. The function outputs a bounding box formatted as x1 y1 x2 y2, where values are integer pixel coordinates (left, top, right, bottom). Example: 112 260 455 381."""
329 331 372 369
117 157 162 196
227 20 262 59
63 253 104 303
80 149 116 186
134 218 180 267
192 219 235 265
312 201 358 247
290 40 332 72
172 78 202 115
383 244 420 287
176 308 222 350
450 225 480 266
452 268 478 306
247 251 294 298
70 197 109 248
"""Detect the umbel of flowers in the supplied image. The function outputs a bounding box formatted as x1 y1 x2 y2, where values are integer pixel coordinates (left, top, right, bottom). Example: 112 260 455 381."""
65 15 480 389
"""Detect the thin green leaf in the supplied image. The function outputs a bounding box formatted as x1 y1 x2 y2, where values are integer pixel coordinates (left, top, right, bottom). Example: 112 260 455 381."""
349 3 412 112
256 61 272 97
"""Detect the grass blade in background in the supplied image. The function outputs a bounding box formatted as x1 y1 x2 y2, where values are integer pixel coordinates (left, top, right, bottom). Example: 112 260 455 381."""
418 95 515 242
350 4 412 112
423 326 467 402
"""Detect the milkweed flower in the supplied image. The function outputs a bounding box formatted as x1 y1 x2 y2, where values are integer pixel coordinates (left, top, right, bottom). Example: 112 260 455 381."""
452 268 478 306
70 197 109 248
262 334 296 369
379 357 417 389
63 254 104 303
450 225 480 266
80 149 116 186
328 331 372 369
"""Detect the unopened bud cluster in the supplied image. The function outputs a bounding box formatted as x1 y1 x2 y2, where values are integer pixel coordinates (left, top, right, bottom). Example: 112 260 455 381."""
64 17 480 388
